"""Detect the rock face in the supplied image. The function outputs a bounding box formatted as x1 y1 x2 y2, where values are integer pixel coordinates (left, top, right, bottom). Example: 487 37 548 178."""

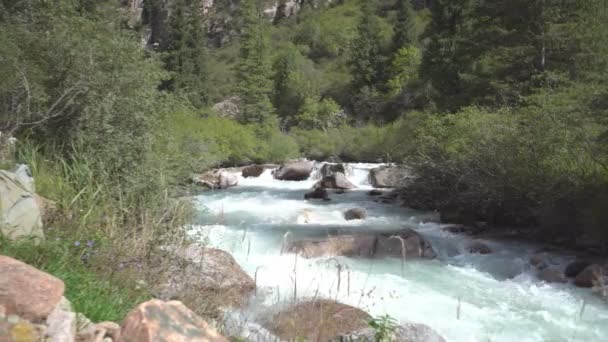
314 172 356 190
344 208 366 221
333 323 446 342
368 166 412 188
304 187 329 200
286 229 436 259
242 164 265 178
159 247 255 308
0 168 44 241
574 264 604 288
0 255 65 322
119 299 227 342
193 169 238 189
273 161 314 181
264 300 370 341
538 268 568 283
565 260 593 278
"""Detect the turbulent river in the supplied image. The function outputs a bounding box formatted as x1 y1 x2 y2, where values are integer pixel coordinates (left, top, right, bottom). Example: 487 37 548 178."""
191 163 608 341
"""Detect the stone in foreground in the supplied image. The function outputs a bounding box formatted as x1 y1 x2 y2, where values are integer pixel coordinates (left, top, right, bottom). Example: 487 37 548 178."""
119 299 227 342
0 169 44 241
332 322 446 342
264 300 370 341
0 255 65 322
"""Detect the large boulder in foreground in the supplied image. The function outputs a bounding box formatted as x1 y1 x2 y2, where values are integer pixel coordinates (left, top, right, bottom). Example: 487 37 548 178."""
332 323 446 342
314 172 356 190
159 247 255 308
263 300 370 341
119 299 227 342
368 166 412 188
273 161 314 181
285 228 436 259
0 169 44 241
0 255 65 321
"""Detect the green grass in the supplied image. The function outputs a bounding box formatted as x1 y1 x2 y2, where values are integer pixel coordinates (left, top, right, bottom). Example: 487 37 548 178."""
0 237 148 322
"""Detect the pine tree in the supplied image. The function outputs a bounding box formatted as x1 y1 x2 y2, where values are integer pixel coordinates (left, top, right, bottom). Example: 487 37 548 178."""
236 0 276 125
392 0 416 51
350 0 384 90
163 0 209 108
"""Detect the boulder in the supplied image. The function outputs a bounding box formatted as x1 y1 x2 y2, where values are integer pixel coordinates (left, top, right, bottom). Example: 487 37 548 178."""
304 187 329 201
286 229 436 259
368 166 412 188
565 260 593 278
11 164 35 193
319 163 352 178
193 169 238 189
314 172 356 190
45 305 76 342
119 299 227 342
242 165 265 178
0 169 44 241
0 255 65 321
344 208 367 221
263 300 370 341
332 323 446 342
273 161 314 181
368 189 383 196
538 268 567 283
159 247 255 308
467 241 492 254
574 264 604 288
529 254 548 270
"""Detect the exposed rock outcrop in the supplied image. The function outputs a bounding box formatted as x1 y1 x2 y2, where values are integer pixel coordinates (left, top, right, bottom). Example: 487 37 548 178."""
344 208 366 221
273 161 313 181
0 167 44 241
119 299 227 342
286 228 436 259
368 165 413 188
263 300 370 341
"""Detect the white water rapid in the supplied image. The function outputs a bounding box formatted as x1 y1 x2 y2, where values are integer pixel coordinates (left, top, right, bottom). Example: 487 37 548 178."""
191 163 608 341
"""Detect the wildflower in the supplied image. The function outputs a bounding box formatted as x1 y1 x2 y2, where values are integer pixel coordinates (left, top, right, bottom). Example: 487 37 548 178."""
74 241 81 247
86 240 94 248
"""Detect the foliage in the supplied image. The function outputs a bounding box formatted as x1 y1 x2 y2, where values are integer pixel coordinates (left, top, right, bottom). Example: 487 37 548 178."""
368 314 398 342
349 0 385 91
386 46 421 96
295 97 344 131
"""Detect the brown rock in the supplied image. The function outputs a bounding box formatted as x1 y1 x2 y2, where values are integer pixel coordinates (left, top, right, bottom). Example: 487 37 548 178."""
159 247 254 308
468 242 492 254
264 300 370 341
242 165 265 178
273 161 314 181
530 254 548 270
368 166 412 188
313 172 355 190
368 189 382 196
119 300 227 342
574 264 604 288
286 229 436 259
565 260 593 278
304 187 329 200
538 268 567 283
0 255 65 322
319 163 351 178
344 208 366 221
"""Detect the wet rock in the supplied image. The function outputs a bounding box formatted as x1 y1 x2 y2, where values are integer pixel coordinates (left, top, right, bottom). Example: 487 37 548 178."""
263 300 370 341
565 260 593 278
273 161 314 181
332 322 446 342
286 228 436 259
0 169 44 241
193 169 239 189
319 163 352 178
242 164 265 178
368 166 412 188
304 187 329 200
538 268 567 283
0 255 65 321
344 208 366 221
467 241 492 254
529 254 548 270
159 247 255 308
313 172 356 190
574 264 604 288
368 189 383 196
46 305 76 342
119 299 227 342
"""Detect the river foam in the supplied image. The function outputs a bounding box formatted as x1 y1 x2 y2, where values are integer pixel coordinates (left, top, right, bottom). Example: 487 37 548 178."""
192 163 608 341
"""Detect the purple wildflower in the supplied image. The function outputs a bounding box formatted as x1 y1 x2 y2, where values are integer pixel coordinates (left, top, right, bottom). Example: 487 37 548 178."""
74 241 81 247
86 240 94 247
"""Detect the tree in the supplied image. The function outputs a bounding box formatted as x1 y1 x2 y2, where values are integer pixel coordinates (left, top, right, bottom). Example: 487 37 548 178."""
163 0 209 108
392 0 416 51
350 0 384 90
236 0 276 125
